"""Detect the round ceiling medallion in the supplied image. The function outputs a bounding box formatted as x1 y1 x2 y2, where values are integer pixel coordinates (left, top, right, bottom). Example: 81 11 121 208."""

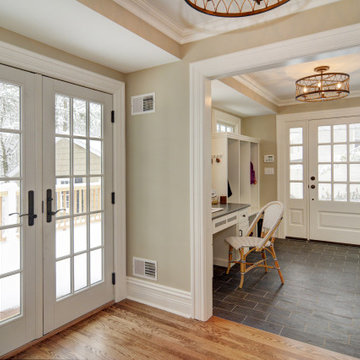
184 0 290 17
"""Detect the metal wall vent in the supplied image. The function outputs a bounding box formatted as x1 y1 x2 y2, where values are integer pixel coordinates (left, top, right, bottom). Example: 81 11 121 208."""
133 257 157 280
131 93 155 115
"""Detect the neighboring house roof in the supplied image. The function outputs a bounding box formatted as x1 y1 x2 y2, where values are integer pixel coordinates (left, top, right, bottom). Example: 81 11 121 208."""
5 138 101 178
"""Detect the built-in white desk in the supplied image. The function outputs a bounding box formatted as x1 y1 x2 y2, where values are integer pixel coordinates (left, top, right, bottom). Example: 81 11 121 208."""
212 203 250 267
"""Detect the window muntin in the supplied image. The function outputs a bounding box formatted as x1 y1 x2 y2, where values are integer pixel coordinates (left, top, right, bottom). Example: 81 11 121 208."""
0 81 22 324
216 121 235 133
55 94 104 300
289 127 304 200
317 123 360 202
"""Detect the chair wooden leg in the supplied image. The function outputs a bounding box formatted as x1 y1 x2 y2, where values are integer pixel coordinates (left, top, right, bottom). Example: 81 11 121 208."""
270 246 284 284
239 248 245 288
261 250 268 273
226 245 233 275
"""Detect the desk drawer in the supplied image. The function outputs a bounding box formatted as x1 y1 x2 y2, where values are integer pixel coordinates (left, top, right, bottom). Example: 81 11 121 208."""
238 208 249 223
212 212 238 234
226 213 238 227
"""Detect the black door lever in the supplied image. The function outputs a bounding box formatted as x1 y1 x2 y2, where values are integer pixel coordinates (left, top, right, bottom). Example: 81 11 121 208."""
9 190 37 226
46 189 65 223
28 190 37 226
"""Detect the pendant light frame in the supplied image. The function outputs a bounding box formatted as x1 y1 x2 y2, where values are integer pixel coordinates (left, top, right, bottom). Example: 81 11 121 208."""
184 0 290 17
295 66 350 103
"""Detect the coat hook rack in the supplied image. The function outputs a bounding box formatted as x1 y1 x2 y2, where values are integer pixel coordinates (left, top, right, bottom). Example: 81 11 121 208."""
211 154 223 164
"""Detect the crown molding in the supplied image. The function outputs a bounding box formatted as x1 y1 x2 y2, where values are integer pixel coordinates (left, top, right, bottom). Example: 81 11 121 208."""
234 74 360 108
115 0 340 45
114 0 184 43
234 74 280 106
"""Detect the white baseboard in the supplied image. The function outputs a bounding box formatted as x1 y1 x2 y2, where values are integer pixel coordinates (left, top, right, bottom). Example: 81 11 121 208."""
213 257 229 268
213 256 240 268
126 277 193 318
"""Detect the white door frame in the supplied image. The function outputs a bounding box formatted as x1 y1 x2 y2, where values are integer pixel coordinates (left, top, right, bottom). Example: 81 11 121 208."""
0 41 126 337
277 106 360 240
189 23 360 321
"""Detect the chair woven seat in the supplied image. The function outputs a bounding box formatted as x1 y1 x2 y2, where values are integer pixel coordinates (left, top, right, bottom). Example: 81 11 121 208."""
224 201 285 289
225 236 271 250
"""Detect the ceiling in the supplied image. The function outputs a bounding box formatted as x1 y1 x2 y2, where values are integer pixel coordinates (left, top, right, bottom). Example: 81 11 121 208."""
238 52 360 106
0 0 178 73
211 80 274 118
117 0 340 44
0 0 344 74
212 51 360 117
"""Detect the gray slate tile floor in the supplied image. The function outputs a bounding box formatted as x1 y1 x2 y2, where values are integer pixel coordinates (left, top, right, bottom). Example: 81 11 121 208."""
213 238 360 358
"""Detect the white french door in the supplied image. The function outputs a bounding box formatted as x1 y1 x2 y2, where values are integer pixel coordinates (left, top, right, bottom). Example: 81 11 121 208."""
43 78 114 333
0 65 38 355
0 67 115 356
284 117 360 245
309 118 360 244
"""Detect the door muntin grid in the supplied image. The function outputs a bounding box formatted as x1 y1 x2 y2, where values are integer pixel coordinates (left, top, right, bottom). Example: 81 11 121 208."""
0 80 23 324
317 123 360 202
54 94 104 300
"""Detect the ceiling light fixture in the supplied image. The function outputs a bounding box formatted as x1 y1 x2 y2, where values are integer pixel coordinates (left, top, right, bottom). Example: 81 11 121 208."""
184 0 290 17
295 66 350 102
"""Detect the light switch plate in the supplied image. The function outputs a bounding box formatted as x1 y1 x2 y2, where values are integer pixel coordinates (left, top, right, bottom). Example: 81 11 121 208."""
264 167 275 175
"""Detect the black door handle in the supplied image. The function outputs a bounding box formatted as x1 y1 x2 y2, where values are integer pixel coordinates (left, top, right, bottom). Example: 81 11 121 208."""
28 190 37 226
47 189 59 223
310 176 316 181
46 189 66 223
311 185 316 189
9 190 37 226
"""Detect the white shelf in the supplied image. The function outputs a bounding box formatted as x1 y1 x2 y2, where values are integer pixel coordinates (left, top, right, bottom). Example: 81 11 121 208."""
212 133 260 214
212 132 260 144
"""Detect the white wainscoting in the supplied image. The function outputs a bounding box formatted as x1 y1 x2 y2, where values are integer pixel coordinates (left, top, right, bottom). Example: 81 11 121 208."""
126 277 192 318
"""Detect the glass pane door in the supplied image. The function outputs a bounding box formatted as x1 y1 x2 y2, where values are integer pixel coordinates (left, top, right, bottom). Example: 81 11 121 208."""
0 65 37 357
0 81 22 324
43 77 113 334
309 118 360 244
54 95 105 299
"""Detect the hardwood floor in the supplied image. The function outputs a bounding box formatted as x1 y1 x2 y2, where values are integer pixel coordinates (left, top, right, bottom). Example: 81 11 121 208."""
6 300 357 360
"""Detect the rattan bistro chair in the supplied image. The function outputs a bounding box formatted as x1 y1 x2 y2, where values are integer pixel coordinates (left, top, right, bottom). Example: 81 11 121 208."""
225 201 285 288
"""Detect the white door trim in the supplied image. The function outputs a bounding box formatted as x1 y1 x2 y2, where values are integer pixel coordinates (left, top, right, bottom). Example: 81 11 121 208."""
189 24 360 321
0 41 127 333
277 107 360 239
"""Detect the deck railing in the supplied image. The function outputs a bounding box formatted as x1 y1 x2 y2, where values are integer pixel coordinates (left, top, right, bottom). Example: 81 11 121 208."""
0 184 101 241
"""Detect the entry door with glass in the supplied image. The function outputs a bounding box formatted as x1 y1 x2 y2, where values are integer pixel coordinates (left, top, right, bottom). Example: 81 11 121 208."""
43 78 114 333
285 118 360 245
0 65 38 355
309 118 360 244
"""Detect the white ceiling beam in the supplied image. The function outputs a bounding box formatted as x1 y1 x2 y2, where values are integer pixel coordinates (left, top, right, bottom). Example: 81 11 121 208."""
219 77 279 114
76 0 181 59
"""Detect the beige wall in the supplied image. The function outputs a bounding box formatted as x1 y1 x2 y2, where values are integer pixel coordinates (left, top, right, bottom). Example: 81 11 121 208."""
242 115 277 207
0 27 124 81
125 61 190 291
